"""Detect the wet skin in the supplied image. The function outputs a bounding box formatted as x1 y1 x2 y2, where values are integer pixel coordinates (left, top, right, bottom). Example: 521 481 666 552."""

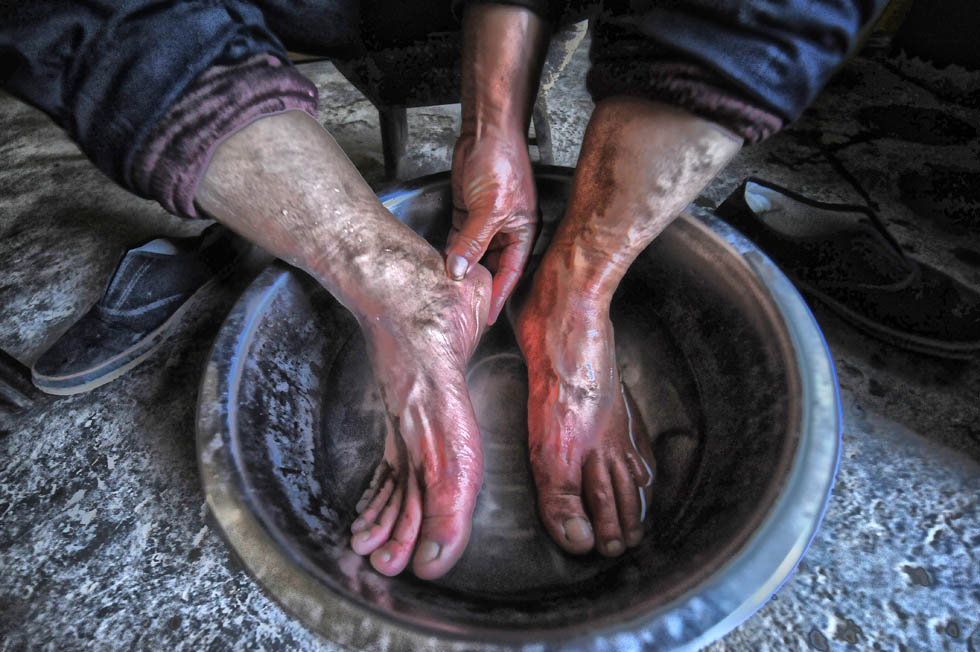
195 15 742 578
513 275 656 555
195 110 491 579
348 265 491 578
515 98 742 555
449 5 744 555
448 4 548 324
454 84 743 553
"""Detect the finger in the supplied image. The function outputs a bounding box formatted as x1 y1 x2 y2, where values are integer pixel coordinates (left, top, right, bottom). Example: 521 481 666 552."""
450 137 470 212
487 225 535 324
445 214 500 281
451 206 468 234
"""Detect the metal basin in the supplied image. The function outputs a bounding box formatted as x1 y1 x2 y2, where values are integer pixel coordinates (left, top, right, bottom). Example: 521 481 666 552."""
196 167 840 651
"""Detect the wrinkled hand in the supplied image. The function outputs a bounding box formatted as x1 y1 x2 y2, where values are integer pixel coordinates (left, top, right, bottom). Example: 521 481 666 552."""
448 128 538 324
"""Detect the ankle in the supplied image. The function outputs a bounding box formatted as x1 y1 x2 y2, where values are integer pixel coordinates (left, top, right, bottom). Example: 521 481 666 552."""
519 260 612 333
534 245 620 309
305 217 448 321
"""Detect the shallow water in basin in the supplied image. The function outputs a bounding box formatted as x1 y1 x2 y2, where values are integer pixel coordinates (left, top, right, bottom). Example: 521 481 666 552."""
313 294 705 598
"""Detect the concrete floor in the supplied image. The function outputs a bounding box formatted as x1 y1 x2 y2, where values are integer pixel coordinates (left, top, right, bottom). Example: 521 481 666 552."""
2 37 980 651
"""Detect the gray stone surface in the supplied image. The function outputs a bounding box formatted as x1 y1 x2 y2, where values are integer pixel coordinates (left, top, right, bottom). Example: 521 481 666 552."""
2 38 979 652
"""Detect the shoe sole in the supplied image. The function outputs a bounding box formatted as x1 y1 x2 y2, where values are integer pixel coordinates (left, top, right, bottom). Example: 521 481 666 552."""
31 246 250 396
799 281 980 360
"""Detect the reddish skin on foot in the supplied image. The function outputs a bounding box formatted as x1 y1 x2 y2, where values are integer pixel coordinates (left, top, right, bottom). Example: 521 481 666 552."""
513 97 743 556
515 286 655 555
350 264 492 579
452 5 743 556
195 111 492 579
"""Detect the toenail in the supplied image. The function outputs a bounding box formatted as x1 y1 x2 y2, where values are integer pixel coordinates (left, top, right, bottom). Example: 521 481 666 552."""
351 518 367 532
627 529 643 546
447 254 468 280
355 531 372 544
416 540 441 563
563 517 592 543
605 539 624 556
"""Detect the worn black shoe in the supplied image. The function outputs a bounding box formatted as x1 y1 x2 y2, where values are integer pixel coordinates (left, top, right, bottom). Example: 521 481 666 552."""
716 178 980 359
31 224 249 394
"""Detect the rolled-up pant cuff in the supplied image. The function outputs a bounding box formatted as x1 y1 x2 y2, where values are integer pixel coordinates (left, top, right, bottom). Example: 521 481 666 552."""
131 53 319 219
587 60 784 144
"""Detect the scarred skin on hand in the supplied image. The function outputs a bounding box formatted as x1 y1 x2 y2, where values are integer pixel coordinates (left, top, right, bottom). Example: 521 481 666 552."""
448 3 549 324
195 110 491 579
514 97 743 556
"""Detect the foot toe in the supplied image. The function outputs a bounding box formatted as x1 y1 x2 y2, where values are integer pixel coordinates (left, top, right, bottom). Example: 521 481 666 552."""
610 459 644 548
351 481 403 556
352 475 396 534
369 473 422 576
537 491 595 554
355 464 392 515
584 458 624 557
412 512 473 580
369 539 414 576
563 516 593 545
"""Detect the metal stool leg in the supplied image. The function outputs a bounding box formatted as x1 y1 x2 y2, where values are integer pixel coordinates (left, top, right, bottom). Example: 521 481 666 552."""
379 107 409 181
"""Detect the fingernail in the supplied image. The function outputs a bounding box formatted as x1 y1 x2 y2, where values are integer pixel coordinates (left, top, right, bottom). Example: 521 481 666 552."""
416 540 441 563
351 518 367 532
355 531 372 544
355 499 368 512
375 548 392 564
563 517 592 543
447 254 468 280
605 539 624 556
627 529 643 547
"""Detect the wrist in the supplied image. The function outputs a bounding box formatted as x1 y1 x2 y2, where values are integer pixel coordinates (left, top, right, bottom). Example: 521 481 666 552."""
461 3 548 138
460 105 528 142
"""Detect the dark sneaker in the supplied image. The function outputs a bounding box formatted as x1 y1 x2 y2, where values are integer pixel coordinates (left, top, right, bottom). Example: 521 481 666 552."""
31 224 249 394
716 178 980 359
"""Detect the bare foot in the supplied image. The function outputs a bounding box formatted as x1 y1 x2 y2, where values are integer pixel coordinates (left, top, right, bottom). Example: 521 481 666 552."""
504 98 739 556
192 110 496 579
349 264 492 579
514 271 655 557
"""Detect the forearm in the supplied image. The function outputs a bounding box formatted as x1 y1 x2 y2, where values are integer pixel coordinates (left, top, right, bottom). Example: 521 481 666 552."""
543 97 743 300
460 3 549 137
195 110 443 321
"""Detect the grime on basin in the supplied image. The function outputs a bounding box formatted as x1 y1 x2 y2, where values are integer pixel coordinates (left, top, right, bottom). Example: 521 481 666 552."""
197 168 839 651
